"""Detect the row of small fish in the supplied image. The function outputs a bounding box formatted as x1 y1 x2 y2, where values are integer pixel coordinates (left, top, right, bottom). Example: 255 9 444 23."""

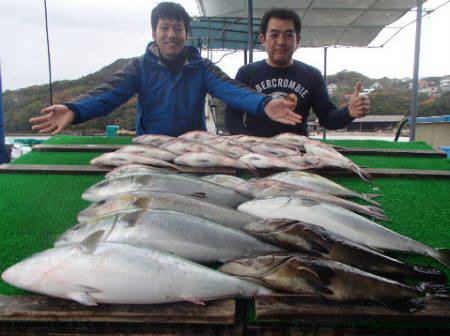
90 131 370 180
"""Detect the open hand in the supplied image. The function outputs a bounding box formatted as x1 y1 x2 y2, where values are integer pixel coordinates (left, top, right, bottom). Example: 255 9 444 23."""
29 105 75 135
264 99 302 125
348 82 370 118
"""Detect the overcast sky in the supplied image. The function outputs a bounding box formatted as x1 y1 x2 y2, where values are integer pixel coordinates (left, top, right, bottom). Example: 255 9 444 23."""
0 0 449 91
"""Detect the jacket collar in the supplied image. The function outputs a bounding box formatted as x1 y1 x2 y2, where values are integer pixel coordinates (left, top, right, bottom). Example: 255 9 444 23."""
144 41 202 67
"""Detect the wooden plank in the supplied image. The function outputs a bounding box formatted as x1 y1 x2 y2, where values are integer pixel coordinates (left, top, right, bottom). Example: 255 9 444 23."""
0 164 236 175
0 295 236 324
255 296 450 324
1 164 449 178
0 322 242 335
246 325 450 336
32 144 123 152
32 144 448 158
338 148 447 158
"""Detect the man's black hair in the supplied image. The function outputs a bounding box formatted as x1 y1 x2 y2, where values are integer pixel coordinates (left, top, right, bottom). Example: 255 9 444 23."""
151 2 190 33
260 7 301 36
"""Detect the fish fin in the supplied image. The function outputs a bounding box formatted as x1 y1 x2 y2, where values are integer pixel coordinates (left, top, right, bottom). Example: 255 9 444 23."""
435 248 450 269
77 230 105 254
189 192 207 199
411 265 447 283
182 296 206 305
372 297 425 313
307 281 334 296
353 166 372 182
67 290 98 306
361 194 381 206
416 282 450 296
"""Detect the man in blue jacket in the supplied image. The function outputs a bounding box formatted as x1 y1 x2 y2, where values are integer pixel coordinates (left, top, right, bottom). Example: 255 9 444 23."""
225 7 370 137
30 2 299 136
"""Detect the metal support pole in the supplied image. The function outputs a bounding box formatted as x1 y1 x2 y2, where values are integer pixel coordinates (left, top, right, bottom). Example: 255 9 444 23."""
0 61 8 163
409 0 423 142
247 0 253 63
322 47 328 140
44 0 53 106
244 49 248 65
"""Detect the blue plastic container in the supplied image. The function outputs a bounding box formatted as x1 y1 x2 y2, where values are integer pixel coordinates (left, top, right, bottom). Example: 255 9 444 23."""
106 125 119 137
439 146 450 159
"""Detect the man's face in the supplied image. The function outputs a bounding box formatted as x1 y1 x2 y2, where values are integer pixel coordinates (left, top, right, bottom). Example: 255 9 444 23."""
152 18 187 59
261 18 300 67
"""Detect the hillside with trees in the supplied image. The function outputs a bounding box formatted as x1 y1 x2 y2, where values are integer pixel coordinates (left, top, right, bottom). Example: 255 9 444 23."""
3 60 449 134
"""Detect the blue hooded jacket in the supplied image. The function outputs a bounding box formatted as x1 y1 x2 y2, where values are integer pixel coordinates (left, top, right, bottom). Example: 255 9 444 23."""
66 42 270 136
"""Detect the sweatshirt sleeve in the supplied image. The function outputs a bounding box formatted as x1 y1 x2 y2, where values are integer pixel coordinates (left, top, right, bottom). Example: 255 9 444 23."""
65 59 140 124
202 59 270 117
224 66 248 135
312 69 354 130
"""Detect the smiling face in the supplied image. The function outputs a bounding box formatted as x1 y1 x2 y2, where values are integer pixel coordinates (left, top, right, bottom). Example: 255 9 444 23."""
152 18 187 59
261 18 300 68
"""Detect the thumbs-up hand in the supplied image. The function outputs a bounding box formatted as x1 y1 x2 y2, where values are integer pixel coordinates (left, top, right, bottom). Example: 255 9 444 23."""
348 82 370 119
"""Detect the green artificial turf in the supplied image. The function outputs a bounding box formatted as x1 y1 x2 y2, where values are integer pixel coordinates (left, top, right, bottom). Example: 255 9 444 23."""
0 174 104 295
45 135 133 145
324 139 434 150
1 136 450 328
11 151 103 165
348 155 450 171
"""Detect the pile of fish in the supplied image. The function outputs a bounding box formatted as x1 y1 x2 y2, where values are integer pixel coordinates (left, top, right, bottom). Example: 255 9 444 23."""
3 133 449 311
90 131 372 181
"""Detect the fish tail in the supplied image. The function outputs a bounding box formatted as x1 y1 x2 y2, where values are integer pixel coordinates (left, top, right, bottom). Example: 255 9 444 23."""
353 166 373 182
433 248 450 269
361 194 381 206
247 163 259 177
416 282 450 296
372 212 390 222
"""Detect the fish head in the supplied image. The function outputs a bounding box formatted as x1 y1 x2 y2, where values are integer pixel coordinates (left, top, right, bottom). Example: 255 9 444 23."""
220 254 292 278
82 177 130 202
2 245 80 297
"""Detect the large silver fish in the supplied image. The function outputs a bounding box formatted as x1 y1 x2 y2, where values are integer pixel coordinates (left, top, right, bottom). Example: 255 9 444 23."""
304 140 371 181
132 134 174 147
200 174 246 190
3 231 272 305
220 254 426 309
269 171 379 205
207 138 251 159
82 172 250 207
116 145 178 161
250 142 300 158
56 209 282 263
105 164 176 179
78 190 258 229
243 219 446 283
239 153 304 171
178 130 220 142
175 152 253 172
237 196 450 268
90 152 179 170
236 179 388 221
160 138 222 156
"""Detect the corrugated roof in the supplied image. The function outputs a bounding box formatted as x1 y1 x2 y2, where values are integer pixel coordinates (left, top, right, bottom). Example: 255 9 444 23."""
191 0 425 49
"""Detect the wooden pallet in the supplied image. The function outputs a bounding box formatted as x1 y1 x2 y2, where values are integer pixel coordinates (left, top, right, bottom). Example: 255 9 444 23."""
32 144 447 158
0 164 235 175
2 164 450 178
254 295 450 324
0 295 236 324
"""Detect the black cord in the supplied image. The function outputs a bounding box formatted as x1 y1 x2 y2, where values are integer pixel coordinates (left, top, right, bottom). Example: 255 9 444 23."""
44 0 53 105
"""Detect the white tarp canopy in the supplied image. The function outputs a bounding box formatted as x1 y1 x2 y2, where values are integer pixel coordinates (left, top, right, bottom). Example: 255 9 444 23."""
194 0 424 47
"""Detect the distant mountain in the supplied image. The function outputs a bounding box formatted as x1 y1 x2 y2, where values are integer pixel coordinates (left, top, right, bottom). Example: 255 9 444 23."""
3 60 449 133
